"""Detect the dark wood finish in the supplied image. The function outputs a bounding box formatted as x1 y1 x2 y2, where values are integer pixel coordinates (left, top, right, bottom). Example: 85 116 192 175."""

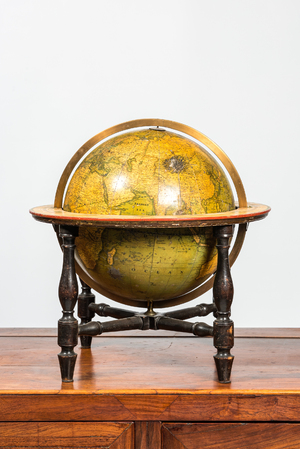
164 302 216 319
213 225 234 383
57 225 79 382
56 221 221 381
79 305 214 336
79 315 145 336
90 303 136 319
162 423 300 449
155 315 213 336
135 422 161 449
1 327 300 338
77 279 95 348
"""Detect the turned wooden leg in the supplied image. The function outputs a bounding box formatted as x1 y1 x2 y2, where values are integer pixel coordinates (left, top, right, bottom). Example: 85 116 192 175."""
78 279 95 349
58 225 79 382
213 225 234 384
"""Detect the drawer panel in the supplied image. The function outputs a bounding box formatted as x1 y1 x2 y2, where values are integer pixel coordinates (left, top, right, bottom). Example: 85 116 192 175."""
0 422 134 448
162 423 300 449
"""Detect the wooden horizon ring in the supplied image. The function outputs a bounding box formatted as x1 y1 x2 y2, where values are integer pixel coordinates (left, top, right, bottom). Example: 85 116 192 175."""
54 118 248 308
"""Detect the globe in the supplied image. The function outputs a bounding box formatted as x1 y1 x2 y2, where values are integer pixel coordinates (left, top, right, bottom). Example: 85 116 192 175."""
63 128 235 306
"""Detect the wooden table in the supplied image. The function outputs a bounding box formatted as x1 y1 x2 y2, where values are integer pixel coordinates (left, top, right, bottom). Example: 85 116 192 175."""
0 328 299 448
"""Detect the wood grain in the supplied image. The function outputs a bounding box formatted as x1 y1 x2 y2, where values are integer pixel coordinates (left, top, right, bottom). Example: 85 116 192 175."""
0 334 299 391
162 425 185 449
1 393 300 422
135 422 161 449
0 331 300 423
162 423 300 449
112 423 134 449
159 394 300 422
30 202 270 228
0 395 135 421
0 422 134 448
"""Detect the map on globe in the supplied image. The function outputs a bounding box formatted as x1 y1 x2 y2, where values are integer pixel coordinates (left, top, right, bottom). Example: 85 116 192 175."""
75 226 218 301
64 129 234 217
63 129 235 303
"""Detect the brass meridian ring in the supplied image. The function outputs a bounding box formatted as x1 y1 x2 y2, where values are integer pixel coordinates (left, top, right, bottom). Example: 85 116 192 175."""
55 119 247 308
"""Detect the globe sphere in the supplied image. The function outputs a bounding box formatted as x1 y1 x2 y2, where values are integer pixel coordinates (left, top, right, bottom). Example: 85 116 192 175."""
64 129 235 305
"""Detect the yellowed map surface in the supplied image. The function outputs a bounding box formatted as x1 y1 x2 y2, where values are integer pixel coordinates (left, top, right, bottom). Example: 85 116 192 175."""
64 129 234 216
64 129 234 303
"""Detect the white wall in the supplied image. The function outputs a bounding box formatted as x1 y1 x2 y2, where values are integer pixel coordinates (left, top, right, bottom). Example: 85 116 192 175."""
1 0 299 328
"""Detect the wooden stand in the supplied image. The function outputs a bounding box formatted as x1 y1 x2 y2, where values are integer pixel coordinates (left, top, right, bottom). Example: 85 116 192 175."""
58 225 78 382
30 202 270 384
0 328 300 448
57 224 235 383
213 225 234 383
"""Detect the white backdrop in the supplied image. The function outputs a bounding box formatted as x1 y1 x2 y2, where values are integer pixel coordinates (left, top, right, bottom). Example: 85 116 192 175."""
1 0 299 328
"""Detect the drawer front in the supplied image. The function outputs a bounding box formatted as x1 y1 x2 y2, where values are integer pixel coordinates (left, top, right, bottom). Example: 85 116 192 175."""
162 423 300 449
0 422 134 448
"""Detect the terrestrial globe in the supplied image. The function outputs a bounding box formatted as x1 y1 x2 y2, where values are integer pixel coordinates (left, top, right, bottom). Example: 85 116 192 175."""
61 125 238 309
30 119 271 384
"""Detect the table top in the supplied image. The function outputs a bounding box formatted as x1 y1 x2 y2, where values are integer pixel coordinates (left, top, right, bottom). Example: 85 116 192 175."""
0 327 298 395
30 202 270 228
1 328 299 423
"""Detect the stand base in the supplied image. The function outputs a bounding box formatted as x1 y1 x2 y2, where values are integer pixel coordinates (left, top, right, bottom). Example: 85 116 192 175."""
79 302 216 338
78 301 234 383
